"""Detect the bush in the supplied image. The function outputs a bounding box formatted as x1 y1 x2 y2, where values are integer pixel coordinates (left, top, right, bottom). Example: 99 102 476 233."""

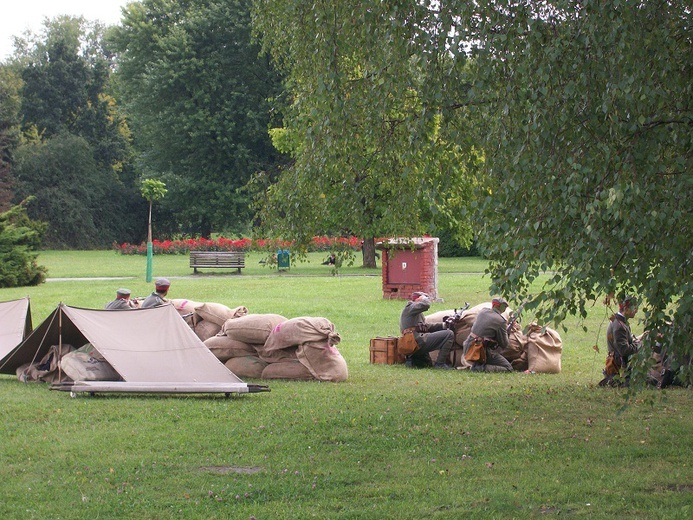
0 200 47 287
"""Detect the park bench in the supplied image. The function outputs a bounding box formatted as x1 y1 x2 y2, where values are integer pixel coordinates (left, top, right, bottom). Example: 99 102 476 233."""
189 251 246 274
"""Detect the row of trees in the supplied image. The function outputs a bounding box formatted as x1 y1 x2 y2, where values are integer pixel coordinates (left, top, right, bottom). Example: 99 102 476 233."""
0 0 286 249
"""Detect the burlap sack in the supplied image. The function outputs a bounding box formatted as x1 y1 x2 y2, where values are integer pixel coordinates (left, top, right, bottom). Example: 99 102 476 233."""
225 356 268 379
222 314 287 344
170 298 203 315
527 326 562 373
16 344 77 383
194 302 248 326
193 319 222 342
425 310 455 324
264 317 341 351
501 323 529 365
257 345 299 364
261 360 316 381
296 340 348 382
203 335 257 362
60 351 121 381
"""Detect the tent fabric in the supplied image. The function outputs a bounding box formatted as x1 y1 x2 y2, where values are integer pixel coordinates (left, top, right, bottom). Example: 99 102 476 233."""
1 303 242 384
0 297 32 365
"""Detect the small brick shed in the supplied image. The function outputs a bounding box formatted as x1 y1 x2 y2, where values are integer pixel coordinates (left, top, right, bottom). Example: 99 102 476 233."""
378 237 439 300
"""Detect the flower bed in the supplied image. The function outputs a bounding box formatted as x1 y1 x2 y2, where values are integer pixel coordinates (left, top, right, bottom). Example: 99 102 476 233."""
113 236 364 255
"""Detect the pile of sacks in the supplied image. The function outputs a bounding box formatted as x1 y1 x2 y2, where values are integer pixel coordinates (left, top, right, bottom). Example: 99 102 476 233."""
426 302 563 373
171 299 348 382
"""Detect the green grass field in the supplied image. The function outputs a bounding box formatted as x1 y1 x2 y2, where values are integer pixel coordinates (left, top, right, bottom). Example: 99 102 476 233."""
0 252 690 519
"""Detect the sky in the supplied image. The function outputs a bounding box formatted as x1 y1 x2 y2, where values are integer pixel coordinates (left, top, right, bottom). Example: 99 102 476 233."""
1 0 131 61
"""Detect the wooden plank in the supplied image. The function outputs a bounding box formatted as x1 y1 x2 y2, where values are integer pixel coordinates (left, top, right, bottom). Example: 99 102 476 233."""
50 381 270 394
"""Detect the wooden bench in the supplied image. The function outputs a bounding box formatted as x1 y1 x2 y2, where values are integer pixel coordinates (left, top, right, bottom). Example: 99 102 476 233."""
189 251 246 274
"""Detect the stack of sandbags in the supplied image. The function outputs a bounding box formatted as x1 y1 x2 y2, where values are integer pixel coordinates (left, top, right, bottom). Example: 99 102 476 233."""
170 299 248 342
218 313 289 378
260 317 347 382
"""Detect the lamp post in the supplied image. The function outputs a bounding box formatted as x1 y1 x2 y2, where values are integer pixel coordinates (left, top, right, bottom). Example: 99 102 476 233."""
140 179 167 283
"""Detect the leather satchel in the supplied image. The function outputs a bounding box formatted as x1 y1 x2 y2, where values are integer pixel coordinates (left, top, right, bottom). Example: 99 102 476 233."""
604 352 620 376
464 336 487 364
398 328 420 356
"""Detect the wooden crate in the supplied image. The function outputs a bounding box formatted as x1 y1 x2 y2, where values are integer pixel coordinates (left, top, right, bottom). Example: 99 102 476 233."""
369 336 405 365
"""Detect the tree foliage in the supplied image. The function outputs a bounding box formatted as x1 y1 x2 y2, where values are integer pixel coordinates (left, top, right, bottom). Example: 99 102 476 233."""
110 0 286 237
8 16 145 248
467 1 691 368
251 1 481 264
0 66 22 210
0 199 46 287
254 1 691 372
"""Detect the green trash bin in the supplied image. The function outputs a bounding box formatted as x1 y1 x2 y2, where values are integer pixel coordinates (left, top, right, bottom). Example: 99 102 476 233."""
277 249 290 269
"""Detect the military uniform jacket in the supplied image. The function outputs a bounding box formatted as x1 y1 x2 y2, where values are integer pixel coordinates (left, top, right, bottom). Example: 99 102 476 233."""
606 313 639 361
141 292 167 309
104 298 132 310
469 307 509 350
399 298 445 345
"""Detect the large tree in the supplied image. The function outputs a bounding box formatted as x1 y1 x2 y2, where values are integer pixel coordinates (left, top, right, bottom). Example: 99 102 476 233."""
251 1 481 266
253 1 691 373
467 1 691 369
110 0 286 237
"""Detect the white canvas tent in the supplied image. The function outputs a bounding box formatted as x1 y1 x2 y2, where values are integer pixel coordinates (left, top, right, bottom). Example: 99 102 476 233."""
0 297 32 365
0 303 268 396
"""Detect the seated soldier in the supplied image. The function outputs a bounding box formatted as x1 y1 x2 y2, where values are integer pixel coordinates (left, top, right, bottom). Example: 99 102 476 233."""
462 297 513 372
141 278 171 308
599 294 641 387
104 288 137 310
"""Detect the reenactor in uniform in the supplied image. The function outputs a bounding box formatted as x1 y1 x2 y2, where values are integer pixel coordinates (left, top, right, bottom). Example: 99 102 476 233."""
399 291 455 369
462 297 513 372
104 288 136 310
599 295 640 387
141 278 171 308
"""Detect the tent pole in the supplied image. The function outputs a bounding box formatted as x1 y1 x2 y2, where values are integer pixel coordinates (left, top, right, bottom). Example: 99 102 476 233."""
58 304 63 382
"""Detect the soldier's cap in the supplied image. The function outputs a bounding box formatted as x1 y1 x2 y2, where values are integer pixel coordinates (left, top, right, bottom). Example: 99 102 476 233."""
492 297 508 307
116 288 131 298
411 291 428 300
155 277 171 290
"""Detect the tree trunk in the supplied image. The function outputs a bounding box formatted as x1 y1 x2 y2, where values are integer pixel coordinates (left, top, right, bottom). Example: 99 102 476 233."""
361 237 377 268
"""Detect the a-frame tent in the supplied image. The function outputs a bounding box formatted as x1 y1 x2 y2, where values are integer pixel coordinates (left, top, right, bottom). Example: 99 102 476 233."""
0 303 268 396
0 297 32 365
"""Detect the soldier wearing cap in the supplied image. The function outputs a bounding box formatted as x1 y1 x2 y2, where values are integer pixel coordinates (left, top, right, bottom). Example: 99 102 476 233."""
141 277 171 308
399 291 455 369
462 297 513 372
599 294 641 387
104 288 136 310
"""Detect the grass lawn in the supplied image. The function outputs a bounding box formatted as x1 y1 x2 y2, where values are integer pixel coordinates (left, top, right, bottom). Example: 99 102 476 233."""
0 251 690 519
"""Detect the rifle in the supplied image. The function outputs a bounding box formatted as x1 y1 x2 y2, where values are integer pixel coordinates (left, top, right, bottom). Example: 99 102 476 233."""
444 302 470 329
